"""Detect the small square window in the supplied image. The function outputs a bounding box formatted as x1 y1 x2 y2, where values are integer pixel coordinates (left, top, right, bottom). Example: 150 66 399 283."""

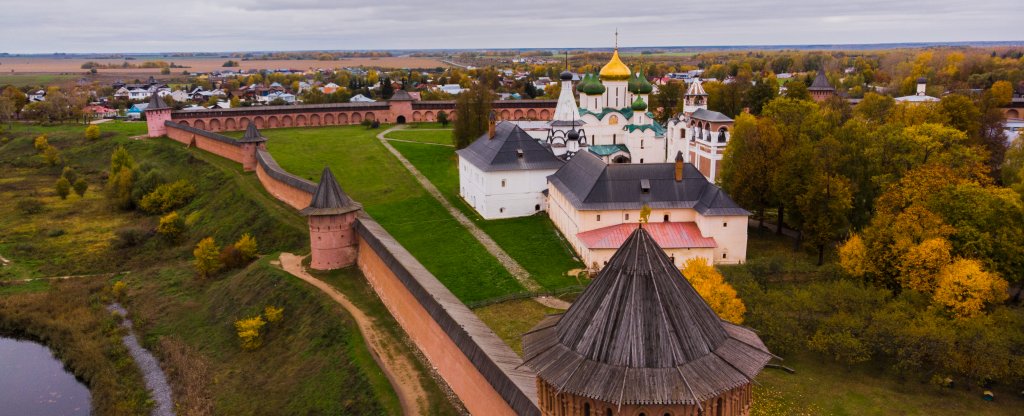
723 222 728 227
596 214 601 221
501 179 506 187
625 213 630 220
722 253 727 259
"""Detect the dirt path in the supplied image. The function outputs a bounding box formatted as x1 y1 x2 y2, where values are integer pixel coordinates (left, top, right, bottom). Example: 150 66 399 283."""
277 253 428 415
107 303 176 416
377 126 541 292
383 137 455 147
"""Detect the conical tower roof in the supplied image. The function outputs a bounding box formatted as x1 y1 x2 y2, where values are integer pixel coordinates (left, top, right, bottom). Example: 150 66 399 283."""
146 91 169 111
809 71 834 91
238 122 267 143
686 78 708 96
300 167 361 216
522 227 772 405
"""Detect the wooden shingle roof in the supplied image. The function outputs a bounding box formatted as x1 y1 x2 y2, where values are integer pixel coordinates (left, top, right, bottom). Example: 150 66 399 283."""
300 167 361 216
522 226 772 406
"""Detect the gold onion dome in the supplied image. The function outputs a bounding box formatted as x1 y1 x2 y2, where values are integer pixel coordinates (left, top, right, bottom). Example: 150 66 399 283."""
599 49 631 81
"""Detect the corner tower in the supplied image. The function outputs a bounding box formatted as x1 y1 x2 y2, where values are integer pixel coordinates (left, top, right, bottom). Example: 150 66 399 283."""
300 167 362 270
144 93 172 137
522 226 772 416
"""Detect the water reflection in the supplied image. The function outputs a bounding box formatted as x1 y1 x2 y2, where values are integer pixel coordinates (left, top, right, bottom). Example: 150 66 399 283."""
0 337 91 416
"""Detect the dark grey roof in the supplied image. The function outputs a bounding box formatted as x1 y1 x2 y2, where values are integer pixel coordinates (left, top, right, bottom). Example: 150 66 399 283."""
389 89 415 101
238 122 267 143
548 151 750 216
300 167 361 216
690 108 733 123
522 227 772 406
809 71 835 91
456 121 565 172
146 91 169 110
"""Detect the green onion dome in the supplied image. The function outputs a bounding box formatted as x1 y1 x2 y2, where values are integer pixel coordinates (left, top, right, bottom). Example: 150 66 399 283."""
578 73 606 95
631 96 648 111
628 70 653 94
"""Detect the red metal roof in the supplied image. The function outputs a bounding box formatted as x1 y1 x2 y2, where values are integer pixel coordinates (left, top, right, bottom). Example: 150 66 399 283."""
577 222 716 249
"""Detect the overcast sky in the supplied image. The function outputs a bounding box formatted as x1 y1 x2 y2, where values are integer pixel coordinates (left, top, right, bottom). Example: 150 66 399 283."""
1 0 1020 54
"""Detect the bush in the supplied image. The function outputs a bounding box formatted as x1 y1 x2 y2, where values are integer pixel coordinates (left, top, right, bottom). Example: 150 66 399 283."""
61 166 77 183
234 233 258 261
17 198 43 215
33 134 48 151
139 179 197 214
42 145 61 166
156 211 186 242
85 125 100 141
131 169 166 203
219 245 247 270
73 178 88 197
54 177 71 199
234 316 266 351
114 227 150 248
112 281 127 299
193 237 222 278
264 306 284 323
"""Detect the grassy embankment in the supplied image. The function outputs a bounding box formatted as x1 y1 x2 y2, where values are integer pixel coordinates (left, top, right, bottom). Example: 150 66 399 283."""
0 122 454 414
250 125 525 303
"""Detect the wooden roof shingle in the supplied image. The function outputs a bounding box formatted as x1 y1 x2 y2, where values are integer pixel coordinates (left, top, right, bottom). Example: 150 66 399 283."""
522 226 772 406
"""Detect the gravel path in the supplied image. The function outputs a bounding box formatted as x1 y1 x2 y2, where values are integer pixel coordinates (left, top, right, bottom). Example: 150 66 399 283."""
107 303 175 416
383 138 455 147
377 126 541 292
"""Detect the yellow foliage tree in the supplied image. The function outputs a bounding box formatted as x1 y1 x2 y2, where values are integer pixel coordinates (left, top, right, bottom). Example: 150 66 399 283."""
234 316 266 351
85 124 100 141
234 233 258 261
157 211 185 241
990 80 1014 107
680 258 746 324
264 306 284 323
33 134 48 151
193 237 222 279
898 237 952 292
933 259 1008 319
838 234 870 278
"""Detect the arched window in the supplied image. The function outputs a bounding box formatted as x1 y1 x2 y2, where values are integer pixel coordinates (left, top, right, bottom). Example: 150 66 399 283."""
663 214 670 222
717 397 724 416
535 204 541 211
605 409 612 416
609 115 619 125
584 403 591 416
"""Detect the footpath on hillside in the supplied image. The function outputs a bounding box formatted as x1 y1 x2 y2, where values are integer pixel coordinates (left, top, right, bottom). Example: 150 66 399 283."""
276 253 428 415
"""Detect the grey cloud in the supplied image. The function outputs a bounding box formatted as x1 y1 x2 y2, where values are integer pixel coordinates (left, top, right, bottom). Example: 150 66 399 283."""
0 0 1019 53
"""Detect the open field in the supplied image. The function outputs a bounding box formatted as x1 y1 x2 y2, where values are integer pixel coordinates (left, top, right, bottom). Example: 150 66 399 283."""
0 121 427 414
242 125 526 303
0 56 447 75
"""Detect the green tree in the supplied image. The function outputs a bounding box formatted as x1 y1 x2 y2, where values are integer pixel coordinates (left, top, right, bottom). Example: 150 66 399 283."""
54 177 71 200
719 113 783 230
744 77 778 115
436 110 449 127
784 80 810 101
193 237 222 279
107 146 137 210
61 166 77 184
452 86 496 149
42 145 61 166
651 80 685 124
72 178 88 197
797 160 854 265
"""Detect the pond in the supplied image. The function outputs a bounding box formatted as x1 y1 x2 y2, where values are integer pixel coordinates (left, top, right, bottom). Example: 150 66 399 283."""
0 337 91 415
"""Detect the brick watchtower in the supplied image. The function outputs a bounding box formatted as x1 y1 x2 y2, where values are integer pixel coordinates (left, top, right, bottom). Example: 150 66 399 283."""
522 226 773 416
237 123 268 171
144 93 173 137
300 167 362 270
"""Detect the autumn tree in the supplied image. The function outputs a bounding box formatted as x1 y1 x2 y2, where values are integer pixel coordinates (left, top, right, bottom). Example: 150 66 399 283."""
193 237 222 279
933 259 1008 319
55 177 71 199
452 85 496 149
853 93 894 124
234 233 258 261
680 258 746 324
157 211 186 242
72 178 88 197
651 80 685 124
989 80 1014 106
264 306 284 323
85 124 100 141
784 81 810 101
107 146 137 210
235 315 266 351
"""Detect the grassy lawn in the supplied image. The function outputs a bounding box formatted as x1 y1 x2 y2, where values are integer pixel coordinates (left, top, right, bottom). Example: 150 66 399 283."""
246 125 524 303
473 299 560 355
0 73 78 88
387 137 583 292
385 129 454 145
